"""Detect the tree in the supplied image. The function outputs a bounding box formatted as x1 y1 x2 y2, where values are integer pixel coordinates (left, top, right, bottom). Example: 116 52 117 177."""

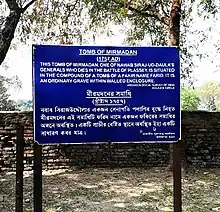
198 81 220 111
82 0 219 79
0 0 36 65
0 75 21 111
0 0 219 74
181 87 200 111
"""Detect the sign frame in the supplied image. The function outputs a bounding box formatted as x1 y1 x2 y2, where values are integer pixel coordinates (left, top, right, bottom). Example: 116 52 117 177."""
32 44 181 145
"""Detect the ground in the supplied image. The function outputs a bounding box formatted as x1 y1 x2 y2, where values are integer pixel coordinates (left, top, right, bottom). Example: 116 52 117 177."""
1 167 220 212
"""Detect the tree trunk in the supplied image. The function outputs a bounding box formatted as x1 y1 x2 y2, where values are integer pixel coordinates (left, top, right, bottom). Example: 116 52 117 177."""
166 0 187 172
0 1 21 66
0 0 35 66
167 0 181 47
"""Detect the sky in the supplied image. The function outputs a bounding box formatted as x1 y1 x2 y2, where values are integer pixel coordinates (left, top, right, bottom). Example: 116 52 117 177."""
1 7 220 101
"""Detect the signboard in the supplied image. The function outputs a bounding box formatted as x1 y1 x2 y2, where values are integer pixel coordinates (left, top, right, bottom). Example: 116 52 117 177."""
33 45 180 144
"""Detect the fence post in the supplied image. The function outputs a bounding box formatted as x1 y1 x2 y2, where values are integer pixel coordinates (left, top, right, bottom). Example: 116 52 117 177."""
173 141 182 212
34 141 42 212
16 125 24 212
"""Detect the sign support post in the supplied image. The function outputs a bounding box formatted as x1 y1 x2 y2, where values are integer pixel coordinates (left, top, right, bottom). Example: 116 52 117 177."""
34 141 42 212
173 141 182 212
16 125 24 212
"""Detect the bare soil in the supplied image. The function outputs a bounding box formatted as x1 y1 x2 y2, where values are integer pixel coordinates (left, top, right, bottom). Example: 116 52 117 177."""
1 167 220 212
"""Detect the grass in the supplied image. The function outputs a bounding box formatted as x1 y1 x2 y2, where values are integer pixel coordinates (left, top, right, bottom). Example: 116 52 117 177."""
1 167 220 211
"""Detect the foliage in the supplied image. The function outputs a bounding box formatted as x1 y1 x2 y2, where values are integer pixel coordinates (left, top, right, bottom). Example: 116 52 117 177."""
15 99 33 111
17 0 89 44
181 87 200 111
198 81 220 111
0 75 21 111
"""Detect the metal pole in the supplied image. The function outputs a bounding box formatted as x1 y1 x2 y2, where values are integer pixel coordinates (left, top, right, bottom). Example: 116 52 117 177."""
16 125 24 212
173 141 182 212
34 141 42 212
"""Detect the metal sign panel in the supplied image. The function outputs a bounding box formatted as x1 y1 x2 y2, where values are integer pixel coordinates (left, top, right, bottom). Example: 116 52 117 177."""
33 45 180 144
